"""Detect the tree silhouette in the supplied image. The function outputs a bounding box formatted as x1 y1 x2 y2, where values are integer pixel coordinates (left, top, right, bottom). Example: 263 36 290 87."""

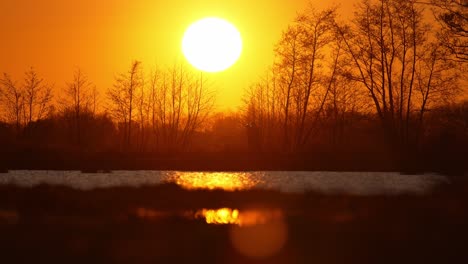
334 0 462 156
150 63 215 152
0 69 53 133
430 0 468 62
62 68 94 145
107 61 144 150
243 6 340 152
0 73 23 133
23 67 53 124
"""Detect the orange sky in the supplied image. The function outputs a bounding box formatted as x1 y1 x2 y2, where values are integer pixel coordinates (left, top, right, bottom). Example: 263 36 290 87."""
0 0 357 110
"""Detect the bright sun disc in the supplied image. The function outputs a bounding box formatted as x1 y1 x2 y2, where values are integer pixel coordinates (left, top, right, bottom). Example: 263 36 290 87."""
182 18 242 72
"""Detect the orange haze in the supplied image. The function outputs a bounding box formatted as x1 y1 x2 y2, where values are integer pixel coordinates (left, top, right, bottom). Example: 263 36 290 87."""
0 0 356 109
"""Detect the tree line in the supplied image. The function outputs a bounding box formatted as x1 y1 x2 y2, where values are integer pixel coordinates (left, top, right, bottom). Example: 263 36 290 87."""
243 0 466 157
0 62 215 153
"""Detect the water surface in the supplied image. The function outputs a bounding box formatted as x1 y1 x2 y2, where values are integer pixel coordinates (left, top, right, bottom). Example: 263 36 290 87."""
0 170 448 195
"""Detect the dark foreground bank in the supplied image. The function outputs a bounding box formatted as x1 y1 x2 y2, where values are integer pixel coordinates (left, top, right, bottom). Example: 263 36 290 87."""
1 180 468 264
1 149 467 174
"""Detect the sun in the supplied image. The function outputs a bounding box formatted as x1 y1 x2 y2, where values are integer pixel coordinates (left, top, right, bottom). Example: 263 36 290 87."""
182 18 243 72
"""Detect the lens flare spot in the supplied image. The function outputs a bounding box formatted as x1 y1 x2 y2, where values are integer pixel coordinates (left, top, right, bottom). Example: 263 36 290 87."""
229 218 288 259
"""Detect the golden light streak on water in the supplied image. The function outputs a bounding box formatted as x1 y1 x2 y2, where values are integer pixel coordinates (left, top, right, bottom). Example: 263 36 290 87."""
197 208 240 225
195 208 283 226
168 172 260 191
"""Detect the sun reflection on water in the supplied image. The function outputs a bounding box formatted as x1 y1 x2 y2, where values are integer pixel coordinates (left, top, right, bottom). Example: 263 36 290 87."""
195 208 283 226
167 172 260 191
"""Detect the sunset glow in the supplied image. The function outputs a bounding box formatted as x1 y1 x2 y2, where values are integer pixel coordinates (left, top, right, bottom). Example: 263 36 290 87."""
1 0 467 262
1 0 352 108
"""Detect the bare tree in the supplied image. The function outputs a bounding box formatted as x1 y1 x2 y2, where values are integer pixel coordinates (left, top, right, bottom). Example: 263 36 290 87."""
274 26 301 150
107 61 144 150
413 42 461 141
136 69 148 151
22 67 53 124
91 85 100 117
293 7 338 149
429 0 468 62
334 0 462 155
147 68 162 150
180 71 215 149
62 69 93 145
243 6 339 152
325 42 371 147
0 73 23 132
152 64 215 152
107 61 215 152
